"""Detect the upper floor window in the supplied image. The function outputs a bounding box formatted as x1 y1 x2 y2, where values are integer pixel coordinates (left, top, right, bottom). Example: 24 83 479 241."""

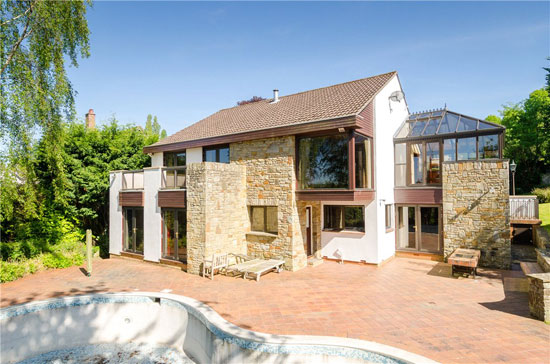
164 152 186 167
298 134 349 189
203 145 230 163
355 134 373 189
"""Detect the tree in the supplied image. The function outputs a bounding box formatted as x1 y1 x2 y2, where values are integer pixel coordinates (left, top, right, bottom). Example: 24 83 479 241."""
144 114 166 140
544 57 550 92
499 89 550 192
237 96 266 106
1 0 91 211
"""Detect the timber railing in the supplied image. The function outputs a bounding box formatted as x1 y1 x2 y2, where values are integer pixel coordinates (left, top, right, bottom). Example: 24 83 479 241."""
161 166 186 189
510 195 539 221
121 170 144 190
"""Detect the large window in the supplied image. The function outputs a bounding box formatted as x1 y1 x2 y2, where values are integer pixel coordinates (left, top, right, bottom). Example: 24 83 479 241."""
164 152 186 167
443 139 456 162
250 206 278 234
203 145 230 163
355 134 373 189
298 134 349 189
323 205 364 232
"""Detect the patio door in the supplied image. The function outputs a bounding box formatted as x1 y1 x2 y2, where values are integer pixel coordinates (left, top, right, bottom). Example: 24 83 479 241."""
396 205 441 253
162 208 186 262
124 207 144 254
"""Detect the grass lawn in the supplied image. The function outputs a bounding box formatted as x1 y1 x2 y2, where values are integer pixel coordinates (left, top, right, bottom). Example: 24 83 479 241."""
541 202 550 233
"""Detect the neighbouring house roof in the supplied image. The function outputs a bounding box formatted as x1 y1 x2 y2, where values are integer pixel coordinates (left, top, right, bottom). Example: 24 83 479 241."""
394 108 505 141
144 71 397 152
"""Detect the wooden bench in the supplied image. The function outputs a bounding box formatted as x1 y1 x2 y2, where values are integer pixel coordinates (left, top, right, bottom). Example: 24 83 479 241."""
227 258 284 282
448 248 480 277
520 261 544 275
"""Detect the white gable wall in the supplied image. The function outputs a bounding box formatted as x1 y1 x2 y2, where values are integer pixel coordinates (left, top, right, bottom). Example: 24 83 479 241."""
373 75 409 263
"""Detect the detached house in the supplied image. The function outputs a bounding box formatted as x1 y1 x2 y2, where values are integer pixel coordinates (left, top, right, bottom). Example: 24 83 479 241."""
109 71 512 274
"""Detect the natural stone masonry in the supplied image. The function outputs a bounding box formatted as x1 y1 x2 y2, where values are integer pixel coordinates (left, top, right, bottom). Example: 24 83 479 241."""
442 160 511 269
297 200 322 258
231 136 307 271
527 273 550 323
186 163 248 275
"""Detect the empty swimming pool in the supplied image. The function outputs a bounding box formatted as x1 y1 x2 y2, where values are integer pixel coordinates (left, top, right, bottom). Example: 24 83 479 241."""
1 293 438 364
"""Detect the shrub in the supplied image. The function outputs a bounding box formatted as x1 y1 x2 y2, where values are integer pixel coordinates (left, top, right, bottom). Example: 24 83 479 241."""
532 187 550 203
0 261 26 282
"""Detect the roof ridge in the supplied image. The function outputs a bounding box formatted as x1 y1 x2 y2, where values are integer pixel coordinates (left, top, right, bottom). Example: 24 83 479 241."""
215 71 397 113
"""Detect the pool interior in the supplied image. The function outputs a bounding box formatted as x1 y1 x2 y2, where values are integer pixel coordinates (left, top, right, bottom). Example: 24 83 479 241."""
17 343 196 364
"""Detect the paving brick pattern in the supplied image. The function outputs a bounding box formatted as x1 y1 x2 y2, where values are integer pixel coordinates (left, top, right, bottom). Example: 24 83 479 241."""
1 257 549 364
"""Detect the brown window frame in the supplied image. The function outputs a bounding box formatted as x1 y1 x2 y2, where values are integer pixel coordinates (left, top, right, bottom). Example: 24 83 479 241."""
385 204 393 230
323 205 365 233
203 144 230 163
249 206 278 234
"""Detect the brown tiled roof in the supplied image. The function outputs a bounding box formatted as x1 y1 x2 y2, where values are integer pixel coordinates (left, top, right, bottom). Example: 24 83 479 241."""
151 71 396 147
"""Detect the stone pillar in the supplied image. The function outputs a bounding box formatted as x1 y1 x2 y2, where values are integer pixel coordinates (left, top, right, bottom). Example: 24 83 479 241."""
109 171 123 255
186 163 248 275
143 167 162 262
442 160 511 269
527 273 550 323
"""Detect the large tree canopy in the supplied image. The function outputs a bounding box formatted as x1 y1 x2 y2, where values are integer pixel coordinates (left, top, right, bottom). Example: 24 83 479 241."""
1 0 91 210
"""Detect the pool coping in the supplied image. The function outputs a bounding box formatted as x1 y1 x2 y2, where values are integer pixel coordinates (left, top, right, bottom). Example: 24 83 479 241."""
1 292 439 364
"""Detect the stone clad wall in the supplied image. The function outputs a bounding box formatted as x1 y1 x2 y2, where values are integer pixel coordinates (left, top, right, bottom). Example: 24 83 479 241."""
186 162 248 275
442 160 511 269
231 136 307 271
297 200 322 258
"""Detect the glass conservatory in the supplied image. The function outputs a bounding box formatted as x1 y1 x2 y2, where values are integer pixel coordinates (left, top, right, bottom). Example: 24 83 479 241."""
393 109 505 187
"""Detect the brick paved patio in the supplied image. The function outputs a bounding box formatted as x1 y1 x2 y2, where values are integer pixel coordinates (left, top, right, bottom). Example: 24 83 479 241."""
1 257 549 363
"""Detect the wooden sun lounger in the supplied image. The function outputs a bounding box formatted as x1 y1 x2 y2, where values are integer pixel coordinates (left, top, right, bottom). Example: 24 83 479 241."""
228 258 284 282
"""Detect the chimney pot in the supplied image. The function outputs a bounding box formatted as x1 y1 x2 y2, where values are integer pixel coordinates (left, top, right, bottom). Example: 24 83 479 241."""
273 89 279 103
85 109 96 129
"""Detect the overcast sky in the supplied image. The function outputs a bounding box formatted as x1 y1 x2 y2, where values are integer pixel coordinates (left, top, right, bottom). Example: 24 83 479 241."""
68 1 549 136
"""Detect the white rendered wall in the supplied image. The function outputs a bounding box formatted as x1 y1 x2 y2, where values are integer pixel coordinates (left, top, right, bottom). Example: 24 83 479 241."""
109 172 123 255
186 147 202 165
143 167 162 262
373 75 409 263
151 152 163 167
320 201 377 263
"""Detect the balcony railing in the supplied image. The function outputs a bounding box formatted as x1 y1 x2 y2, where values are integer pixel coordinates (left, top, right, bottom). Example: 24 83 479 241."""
121 170 144 190
162 166 186 189
510 195 539 221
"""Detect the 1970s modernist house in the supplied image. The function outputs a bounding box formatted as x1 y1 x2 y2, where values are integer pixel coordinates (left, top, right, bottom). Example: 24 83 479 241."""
109 71 512 274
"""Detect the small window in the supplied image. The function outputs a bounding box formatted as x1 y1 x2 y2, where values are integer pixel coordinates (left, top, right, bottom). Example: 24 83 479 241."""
394 143 406 187
323 205 365 232
203 145 230 163
250 206 278 234
164 152 186 167
385 204 393 230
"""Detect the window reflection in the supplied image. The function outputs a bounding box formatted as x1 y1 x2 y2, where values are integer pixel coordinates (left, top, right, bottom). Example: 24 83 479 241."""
355 135 372 189
478 134 499 159
409 143 423 184
457 137 477 160
298 134 349 189
426 142 440 184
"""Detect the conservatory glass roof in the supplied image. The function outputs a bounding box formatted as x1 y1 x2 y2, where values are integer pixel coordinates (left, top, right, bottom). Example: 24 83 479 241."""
394 109 504 140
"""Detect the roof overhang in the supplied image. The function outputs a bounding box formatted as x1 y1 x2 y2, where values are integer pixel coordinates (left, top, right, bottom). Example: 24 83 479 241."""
143 115 358 153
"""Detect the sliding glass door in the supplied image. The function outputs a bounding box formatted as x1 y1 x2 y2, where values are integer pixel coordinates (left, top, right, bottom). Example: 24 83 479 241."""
162 208 186 262
124 207 144 254
396 205 441 253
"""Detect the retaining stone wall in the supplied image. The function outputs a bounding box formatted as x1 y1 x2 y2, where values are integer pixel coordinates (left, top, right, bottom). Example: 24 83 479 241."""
442 160 511 269
527 273 550 323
